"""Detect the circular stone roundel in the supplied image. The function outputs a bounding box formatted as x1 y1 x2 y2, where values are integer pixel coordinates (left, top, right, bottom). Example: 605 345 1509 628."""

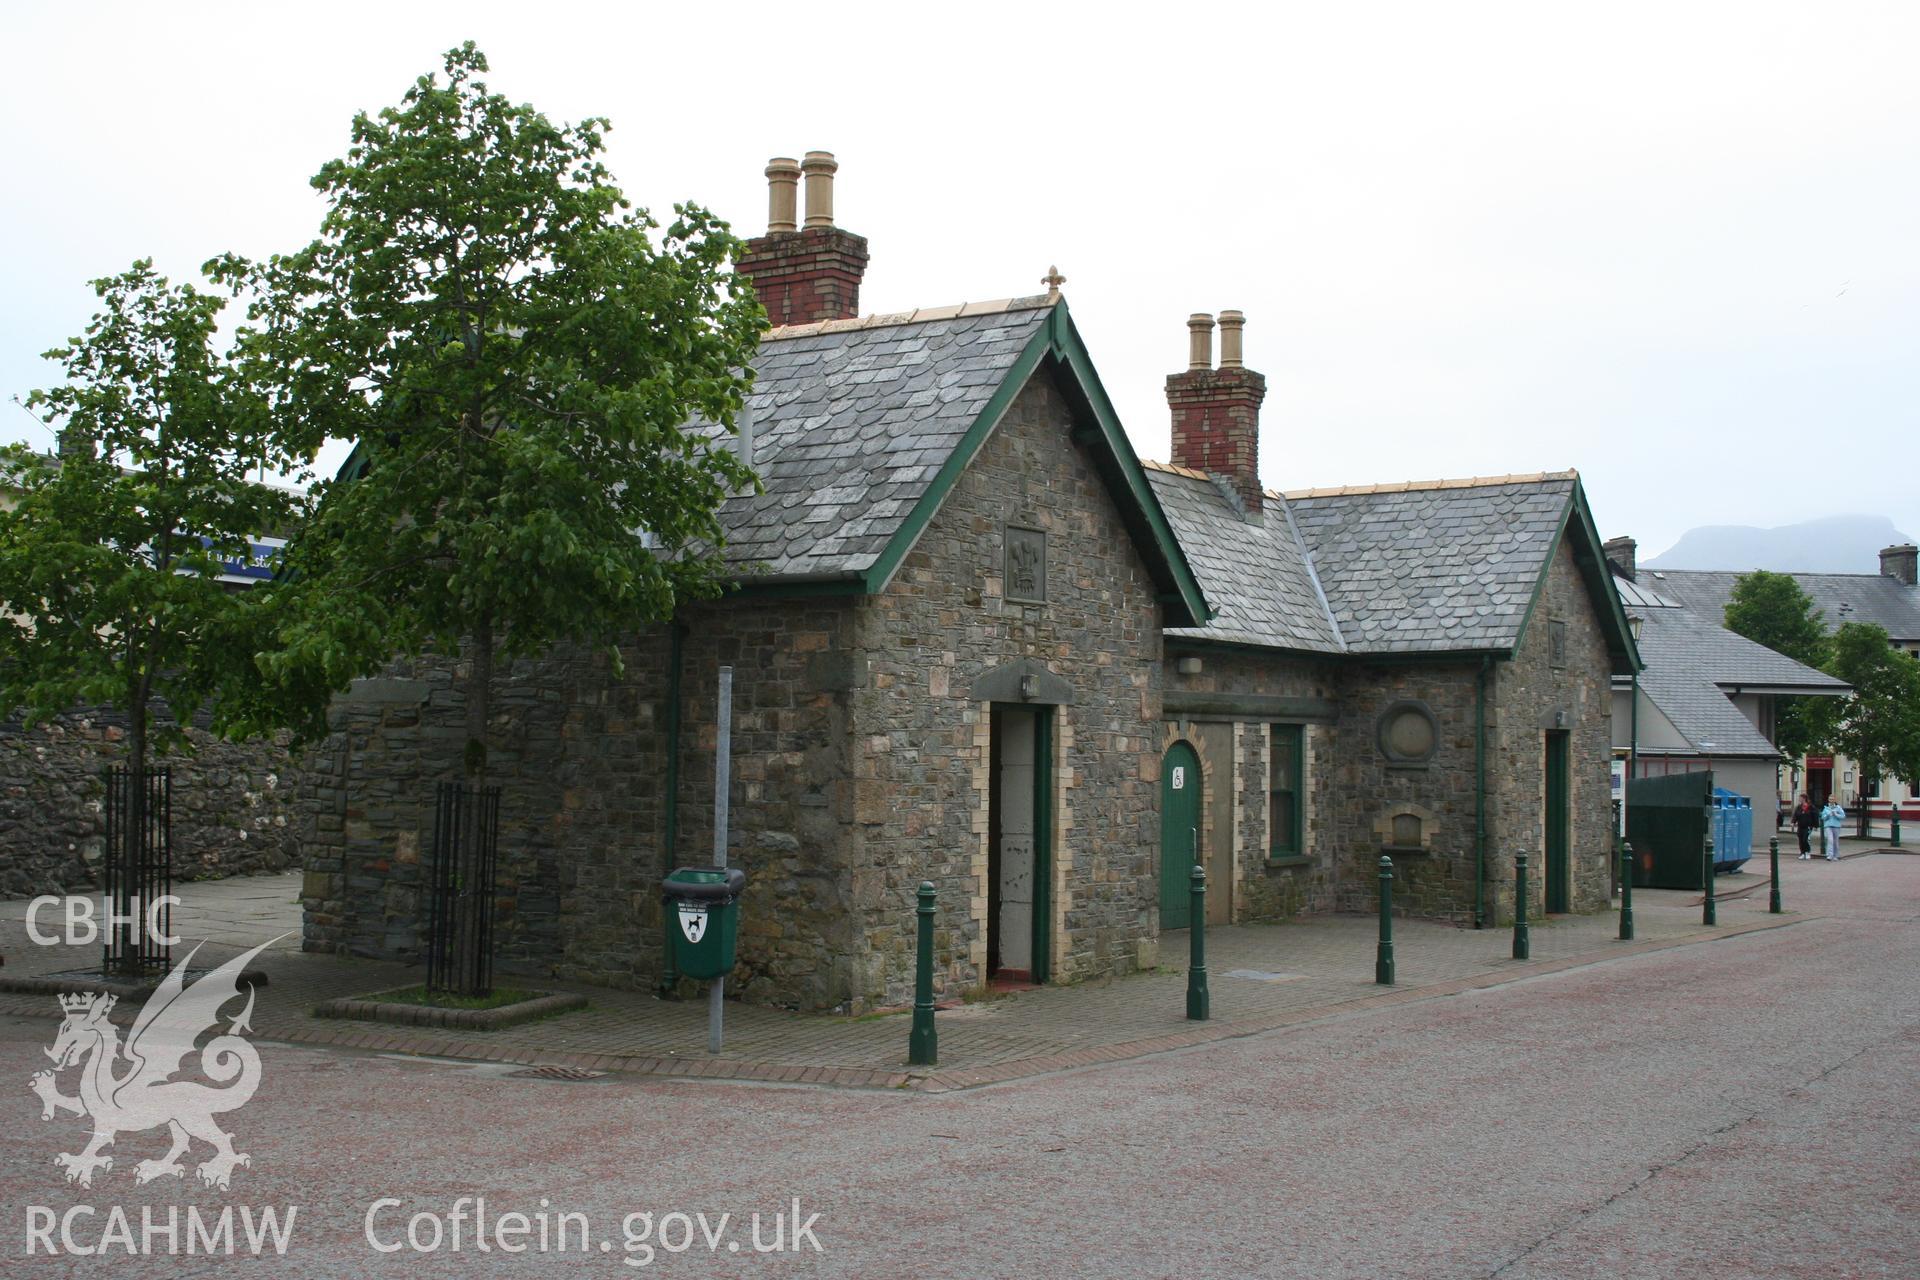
1378 700 1438 764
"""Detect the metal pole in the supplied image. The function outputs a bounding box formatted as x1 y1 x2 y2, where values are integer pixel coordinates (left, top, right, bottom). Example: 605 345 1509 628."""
1769 836 1782 914
1619 840 1635 940
910 882 938 1065
709 666 732 1055
1702 833 1716 926
1513 852 1530 960
659 624 685 997
1891 807 1902 848
1187 866 1210 1020
1376 856 1395 985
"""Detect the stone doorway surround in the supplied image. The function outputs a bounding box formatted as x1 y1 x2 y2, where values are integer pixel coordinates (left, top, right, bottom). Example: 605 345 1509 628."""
968 660 1072 986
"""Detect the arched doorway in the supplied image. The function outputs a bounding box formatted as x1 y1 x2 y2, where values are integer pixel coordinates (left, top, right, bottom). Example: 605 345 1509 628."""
1159 741 1202 929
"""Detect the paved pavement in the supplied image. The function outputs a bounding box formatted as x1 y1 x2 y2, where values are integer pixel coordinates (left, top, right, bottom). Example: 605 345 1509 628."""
0 838 1894 1089
2 841 1912 1276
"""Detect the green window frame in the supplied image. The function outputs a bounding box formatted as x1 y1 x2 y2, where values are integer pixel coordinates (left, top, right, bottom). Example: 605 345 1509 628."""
1269 724 1304 858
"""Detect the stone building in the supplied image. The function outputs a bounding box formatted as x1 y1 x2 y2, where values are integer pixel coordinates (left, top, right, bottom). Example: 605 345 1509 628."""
298 153 1639 1011
1603 537 1918 826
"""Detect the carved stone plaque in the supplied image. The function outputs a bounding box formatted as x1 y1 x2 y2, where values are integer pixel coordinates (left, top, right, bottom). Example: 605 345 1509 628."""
1006 526 1047 604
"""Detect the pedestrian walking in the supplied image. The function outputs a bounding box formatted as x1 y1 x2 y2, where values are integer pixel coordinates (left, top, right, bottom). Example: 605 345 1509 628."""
1820 796 1847 861
1792 794 1817 859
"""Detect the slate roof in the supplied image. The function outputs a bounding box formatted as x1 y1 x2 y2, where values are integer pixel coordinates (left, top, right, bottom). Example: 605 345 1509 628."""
1147 467 1594 657
1148 464 1344 653
1645 569 1920 642
1627 598 1850 758
714 299 1053 579
1286 475 1576 653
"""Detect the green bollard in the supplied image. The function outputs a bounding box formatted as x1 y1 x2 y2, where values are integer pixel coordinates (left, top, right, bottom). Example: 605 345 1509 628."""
1702 834 1717 925
1769 837 1782 914
1513 852 1531 960
1187 866 1210 1020
1619 840 1635 941
1891 809 1902 848
1376 856 1395 986
909 881 937 1066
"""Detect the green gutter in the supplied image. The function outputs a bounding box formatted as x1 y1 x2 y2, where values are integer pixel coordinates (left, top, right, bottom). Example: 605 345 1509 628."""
1475 654 1490 929
658 622 686 996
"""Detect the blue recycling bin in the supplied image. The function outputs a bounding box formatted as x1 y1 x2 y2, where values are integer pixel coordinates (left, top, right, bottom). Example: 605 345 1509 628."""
1710 788 1752 873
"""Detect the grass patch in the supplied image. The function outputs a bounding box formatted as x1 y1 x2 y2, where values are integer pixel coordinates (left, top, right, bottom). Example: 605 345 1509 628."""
371 985 542 1011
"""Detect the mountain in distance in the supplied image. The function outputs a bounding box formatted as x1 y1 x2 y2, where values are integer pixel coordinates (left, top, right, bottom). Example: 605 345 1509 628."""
1643 514 1915 574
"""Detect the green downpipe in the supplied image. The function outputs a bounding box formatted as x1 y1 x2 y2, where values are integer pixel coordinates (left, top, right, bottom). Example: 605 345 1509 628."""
659 622 687 996
1474 656 1490 929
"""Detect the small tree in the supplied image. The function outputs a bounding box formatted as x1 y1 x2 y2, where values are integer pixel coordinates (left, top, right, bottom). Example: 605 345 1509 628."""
1 261 302 968
1814 623 1920 797
212 43 761 769
1723 569 1830 759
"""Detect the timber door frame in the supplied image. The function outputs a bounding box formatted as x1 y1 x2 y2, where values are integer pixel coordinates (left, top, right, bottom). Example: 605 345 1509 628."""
1545 731 1571 914
987 704 1054 984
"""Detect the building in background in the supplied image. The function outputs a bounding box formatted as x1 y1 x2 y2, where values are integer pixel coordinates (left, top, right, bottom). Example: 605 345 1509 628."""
1604 537 1916 830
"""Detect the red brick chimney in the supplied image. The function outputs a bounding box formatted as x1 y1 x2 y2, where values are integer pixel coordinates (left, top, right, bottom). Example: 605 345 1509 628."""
735 151 870 327
1167 310 1266 516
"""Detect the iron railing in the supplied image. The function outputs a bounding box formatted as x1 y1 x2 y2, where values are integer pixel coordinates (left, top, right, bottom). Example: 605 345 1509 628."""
102 765 172 976
425 780 502 995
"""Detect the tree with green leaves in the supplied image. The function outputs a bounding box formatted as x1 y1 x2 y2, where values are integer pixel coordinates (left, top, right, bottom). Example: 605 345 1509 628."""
211 43 763 771
1723 570 1828 665
2 261 303 967
1813 623 1920 793
1723 569 1830 758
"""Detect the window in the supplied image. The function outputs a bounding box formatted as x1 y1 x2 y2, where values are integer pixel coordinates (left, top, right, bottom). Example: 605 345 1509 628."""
1549 619 1568 668
1270 724 1304 857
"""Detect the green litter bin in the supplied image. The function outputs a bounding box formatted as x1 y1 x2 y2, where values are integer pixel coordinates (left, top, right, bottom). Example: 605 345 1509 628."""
663 866 746 979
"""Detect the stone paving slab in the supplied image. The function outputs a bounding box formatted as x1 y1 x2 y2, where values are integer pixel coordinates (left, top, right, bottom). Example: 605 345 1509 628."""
0 852 1882 1091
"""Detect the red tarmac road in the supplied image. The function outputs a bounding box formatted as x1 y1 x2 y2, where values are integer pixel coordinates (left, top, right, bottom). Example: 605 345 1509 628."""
5 853 1916 1278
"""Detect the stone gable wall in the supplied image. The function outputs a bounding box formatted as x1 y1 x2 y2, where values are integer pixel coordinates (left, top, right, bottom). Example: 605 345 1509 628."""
848 369 1165 1007
1 709 297 898
1488 538 1615 922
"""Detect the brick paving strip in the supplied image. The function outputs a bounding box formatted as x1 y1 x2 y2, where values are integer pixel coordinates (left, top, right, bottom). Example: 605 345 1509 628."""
0 866 1828 1093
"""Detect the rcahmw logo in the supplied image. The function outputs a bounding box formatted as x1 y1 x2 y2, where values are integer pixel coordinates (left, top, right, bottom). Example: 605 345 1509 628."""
24 894 182 947
24 938 301 1258
29 939 281 1189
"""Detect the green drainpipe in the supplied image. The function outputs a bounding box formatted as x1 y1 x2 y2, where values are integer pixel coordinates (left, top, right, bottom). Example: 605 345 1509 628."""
1474 655 1490 929
1629 669 1639 778
658 622 686 996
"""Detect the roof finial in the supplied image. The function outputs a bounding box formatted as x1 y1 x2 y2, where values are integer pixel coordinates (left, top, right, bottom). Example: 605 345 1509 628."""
1042 264 1065 302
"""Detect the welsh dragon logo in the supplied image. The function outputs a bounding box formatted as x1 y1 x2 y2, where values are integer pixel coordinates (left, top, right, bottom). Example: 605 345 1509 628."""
28 938 279 1190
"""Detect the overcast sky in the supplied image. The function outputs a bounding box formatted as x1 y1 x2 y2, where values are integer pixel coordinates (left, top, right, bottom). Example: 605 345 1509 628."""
3 2 1914 562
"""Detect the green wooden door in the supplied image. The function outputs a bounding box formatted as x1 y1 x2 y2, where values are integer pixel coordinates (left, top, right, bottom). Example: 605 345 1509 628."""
1545 732 1570 913
1160 742 1202 929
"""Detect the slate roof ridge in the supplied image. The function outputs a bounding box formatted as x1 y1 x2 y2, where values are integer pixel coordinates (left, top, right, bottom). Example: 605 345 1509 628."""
1143 458 1212 482
761 293 1055 341
1280 469 1578 500
1653 568 1906 582
1275 490 1347 652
